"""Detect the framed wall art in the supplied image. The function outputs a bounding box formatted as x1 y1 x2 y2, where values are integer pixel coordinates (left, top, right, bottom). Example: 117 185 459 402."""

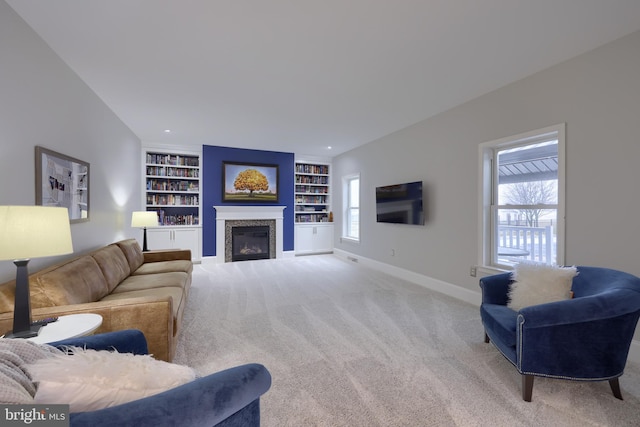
222 161 278 203
35 146 90 223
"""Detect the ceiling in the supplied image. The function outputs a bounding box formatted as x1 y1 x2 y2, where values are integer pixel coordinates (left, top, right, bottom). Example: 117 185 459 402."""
7 1 640 158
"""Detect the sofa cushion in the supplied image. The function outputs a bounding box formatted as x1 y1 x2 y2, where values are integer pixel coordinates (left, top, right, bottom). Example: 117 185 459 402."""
115 239 145 273
91 245 131 293
112 272 189 294
31 256 110 307
132 260 193 275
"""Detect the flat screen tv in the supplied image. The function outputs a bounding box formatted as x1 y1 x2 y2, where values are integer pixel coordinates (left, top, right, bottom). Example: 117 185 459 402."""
375 181 424 225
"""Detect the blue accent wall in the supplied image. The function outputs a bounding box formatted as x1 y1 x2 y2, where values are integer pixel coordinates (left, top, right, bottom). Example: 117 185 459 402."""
202 145 295 257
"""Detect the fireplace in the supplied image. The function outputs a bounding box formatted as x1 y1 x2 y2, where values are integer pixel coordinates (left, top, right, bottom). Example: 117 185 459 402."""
231 226 270 261
214 206 286 263
224 219 276 262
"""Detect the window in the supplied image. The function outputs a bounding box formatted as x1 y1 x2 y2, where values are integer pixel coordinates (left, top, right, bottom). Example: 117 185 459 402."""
343 174 360 240
479 124 565 269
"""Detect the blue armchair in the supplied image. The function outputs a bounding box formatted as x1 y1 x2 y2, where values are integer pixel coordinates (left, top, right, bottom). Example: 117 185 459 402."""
480 266 640 401
49 330 271 427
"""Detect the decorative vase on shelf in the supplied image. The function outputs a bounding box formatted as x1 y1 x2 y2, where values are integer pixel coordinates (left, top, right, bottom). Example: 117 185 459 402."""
328 211 333 222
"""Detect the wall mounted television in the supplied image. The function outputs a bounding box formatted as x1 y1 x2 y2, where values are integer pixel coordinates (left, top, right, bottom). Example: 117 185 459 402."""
375 181 424 225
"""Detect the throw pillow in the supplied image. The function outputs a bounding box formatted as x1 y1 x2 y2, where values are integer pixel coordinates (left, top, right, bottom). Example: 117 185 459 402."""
26 348 196 412
507 262 578 310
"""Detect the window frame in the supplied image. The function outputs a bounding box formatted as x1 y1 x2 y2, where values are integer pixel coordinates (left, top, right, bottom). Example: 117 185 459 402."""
342 173 360 242
478 124 566 271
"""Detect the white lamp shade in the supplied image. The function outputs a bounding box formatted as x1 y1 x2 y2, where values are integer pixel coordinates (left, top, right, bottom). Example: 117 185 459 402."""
131 211 158 228
0 206 73 261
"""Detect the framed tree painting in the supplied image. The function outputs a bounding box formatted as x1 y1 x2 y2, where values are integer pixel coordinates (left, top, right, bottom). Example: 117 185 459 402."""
222 161 278 202
35 146 90 223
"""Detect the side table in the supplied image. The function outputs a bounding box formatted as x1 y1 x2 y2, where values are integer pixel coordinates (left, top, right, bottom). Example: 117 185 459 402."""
27 313 103 344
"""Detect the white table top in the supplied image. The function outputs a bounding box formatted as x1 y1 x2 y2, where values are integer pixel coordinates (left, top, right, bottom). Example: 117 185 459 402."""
27 313 103 344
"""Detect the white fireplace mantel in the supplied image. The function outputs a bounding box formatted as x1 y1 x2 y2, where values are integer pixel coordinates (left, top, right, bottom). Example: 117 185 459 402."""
213 206 286 262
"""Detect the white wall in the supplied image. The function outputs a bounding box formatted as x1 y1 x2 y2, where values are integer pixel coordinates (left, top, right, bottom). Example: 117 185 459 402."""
333 30 640 294
0 1 141 283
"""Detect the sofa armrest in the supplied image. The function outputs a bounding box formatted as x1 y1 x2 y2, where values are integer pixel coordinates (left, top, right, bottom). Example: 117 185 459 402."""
0 296 174 361
143 249 192 263
69 363 272 427
479 272 512 305
49 329 149 355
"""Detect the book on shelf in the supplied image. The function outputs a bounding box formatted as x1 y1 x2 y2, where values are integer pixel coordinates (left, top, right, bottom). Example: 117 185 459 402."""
146 166 200 178
146 153 199 167
295 175 328 185
147 180 200 192
151 209 199 226
146 194 199 206
295 213 329 223
295 164 329 175
295 185 328 194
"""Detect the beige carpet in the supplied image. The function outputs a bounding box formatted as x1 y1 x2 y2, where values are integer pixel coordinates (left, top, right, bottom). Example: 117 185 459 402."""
174 255 640 426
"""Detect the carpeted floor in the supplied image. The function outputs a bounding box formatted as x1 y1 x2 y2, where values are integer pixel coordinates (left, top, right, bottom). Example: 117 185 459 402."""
174 255 640 426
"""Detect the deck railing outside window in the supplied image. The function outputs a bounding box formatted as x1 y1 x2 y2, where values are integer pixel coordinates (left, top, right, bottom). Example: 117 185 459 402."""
497 225 555 265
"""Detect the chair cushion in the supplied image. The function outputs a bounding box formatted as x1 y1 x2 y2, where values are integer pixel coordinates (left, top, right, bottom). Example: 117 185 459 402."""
507 263 577 310
480 304 518 349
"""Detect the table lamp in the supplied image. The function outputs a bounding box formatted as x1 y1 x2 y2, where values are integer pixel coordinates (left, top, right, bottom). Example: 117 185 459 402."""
131 211 157 252
0 206 73 338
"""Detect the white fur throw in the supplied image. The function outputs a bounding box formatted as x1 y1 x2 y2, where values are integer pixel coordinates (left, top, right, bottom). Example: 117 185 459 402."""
26 347 196 412
507 263 578 310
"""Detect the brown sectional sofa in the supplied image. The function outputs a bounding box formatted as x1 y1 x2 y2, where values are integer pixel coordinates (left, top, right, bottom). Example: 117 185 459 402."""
0 239 191 362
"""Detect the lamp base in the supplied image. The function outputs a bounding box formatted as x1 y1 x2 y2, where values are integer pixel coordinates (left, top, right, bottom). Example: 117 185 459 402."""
8 259 39 340
142 227 149 252
4 324 42 339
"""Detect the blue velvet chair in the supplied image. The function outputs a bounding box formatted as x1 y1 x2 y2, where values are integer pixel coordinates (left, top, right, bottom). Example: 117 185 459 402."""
49 330 272 427
479 266 640 401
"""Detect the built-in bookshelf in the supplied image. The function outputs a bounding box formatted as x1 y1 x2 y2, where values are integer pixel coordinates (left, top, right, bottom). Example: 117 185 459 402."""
144 151 200 226
295 161 330 223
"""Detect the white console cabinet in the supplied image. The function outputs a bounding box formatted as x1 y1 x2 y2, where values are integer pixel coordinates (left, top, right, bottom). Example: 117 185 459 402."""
295 223 334 255
146 227 201 261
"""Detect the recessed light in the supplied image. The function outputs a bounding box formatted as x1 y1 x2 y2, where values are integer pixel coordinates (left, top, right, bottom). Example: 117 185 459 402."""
164 129 171 133
327 146 332 150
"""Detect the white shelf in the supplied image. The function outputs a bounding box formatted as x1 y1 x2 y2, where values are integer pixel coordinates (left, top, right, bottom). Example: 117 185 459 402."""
295 161 331 224
144 149 201 227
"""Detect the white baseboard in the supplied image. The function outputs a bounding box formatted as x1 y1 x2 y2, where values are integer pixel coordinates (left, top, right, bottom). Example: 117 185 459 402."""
332 248 640 366
333 249 481 306
200 255 217 265
282 250 296 258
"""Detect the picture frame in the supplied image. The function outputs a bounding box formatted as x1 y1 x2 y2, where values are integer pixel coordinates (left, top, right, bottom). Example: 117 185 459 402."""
35 146 90 223
222 161 278 203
